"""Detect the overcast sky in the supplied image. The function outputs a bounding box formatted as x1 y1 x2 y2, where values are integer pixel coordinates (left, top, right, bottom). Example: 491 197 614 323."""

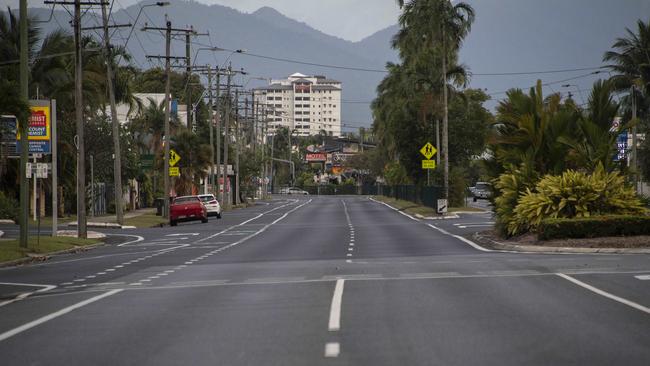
16 0 402 41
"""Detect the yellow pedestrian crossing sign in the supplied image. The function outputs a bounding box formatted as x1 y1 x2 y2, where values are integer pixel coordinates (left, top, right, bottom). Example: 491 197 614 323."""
169 149 181 167
420 142 437 160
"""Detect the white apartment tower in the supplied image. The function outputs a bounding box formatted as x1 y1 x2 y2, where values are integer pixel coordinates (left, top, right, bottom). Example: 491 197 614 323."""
254 73 342 137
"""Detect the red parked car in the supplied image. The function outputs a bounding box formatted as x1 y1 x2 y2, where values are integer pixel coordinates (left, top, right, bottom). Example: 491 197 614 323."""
170 196 208 226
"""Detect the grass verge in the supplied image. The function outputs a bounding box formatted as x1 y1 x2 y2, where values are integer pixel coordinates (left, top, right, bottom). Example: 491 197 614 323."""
371 196 439 217
124 214 168 228
0 236 100 263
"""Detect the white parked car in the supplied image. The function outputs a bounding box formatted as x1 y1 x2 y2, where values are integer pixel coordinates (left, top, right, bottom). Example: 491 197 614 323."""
198 194 222 218
280 187 309 195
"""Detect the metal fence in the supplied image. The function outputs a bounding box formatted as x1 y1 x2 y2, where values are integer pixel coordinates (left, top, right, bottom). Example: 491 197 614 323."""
275 184 442 209
373 185 443 210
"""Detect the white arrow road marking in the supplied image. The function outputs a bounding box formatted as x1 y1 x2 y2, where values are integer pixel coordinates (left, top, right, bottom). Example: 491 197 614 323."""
635 275 650 280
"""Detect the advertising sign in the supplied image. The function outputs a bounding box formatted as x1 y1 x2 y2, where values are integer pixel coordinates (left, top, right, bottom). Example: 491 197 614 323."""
306 153 327 162
16 102 52 154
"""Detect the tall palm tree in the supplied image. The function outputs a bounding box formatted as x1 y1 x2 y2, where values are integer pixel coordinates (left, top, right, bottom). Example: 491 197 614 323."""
604 18 650 184
395 0 474 197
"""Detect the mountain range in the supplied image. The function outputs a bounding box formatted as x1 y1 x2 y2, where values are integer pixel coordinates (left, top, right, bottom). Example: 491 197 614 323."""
14 0 650 128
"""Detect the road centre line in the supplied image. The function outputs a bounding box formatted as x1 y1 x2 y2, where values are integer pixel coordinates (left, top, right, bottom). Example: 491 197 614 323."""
130 200 312 284
324 342 340 358
0 289 123 342
556 273 650 314
328 279 345 331
194 199 298 243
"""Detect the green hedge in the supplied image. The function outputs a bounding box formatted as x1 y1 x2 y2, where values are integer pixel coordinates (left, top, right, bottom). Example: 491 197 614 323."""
538 215 650 240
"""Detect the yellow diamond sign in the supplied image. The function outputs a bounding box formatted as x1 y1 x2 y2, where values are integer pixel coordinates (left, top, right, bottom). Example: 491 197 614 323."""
420 142 437 160
169 149 181 167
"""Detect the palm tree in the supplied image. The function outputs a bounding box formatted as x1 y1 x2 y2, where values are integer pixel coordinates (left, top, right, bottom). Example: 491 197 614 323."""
604 18 650 185
394 0 474 197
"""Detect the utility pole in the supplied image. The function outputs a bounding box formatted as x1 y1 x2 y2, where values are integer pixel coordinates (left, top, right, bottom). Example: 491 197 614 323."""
74 0 87 238
222 65 232 208
234 90 241 205
144 20 195 217
215 71 221 199
631 85 638 193
19 0 28 248
100 2 129 226
441 29 449 200
206 65 215 195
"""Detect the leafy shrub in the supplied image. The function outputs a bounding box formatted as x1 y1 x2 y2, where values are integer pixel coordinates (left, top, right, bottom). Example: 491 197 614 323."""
511 164 646 235
0 191 18 222
493 167 537 237
539 215 650 240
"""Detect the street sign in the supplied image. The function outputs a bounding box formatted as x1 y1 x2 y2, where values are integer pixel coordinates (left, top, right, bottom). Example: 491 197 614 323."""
422 160 436 169
140 154 154 170
169 149 181 167
420 142 437 160
35 163 49 178
169 167 180 177
437 199 448 214
26 162 32 178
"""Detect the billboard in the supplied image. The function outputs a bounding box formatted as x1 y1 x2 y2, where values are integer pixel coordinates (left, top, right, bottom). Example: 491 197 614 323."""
16 102 52 154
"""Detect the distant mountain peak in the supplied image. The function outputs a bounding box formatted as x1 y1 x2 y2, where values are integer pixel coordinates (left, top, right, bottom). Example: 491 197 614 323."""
252 6 287 19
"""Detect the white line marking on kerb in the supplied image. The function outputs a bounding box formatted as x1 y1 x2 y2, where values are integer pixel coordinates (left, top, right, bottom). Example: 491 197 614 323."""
0 289 123 342
328 279 345 331
556 273 650 314
324 342 340 358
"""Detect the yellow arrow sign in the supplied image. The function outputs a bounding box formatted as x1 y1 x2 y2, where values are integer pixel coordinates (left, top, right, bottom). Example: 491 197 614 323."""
420 142 437 160
169 167 180 177
169 149 181 167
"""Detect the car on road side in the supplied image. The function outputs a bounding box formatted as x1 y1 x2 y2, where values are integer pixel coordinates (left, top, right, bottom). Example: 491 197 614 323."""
170 196 208 226
280 187 310 195
472 182 492 202
198 194 222 218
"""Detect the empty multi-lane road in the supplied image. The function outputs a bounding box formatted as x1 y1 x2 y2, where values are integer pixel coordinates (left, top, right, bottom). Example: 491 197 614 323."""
0 196 648 365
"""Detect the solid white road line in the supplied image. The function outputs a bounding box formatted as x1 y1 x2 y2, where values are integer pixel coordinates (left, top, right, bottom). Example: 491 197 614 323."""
426 224 492 252
0 289 123 342
556 273 650 314
324 342 340 358
635 275 650 280
328 279 345 332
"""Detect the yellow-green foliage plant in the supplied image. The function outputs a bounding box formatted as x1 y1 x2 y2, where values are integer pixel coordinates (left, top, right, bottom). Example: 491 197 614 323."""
511 164 646 236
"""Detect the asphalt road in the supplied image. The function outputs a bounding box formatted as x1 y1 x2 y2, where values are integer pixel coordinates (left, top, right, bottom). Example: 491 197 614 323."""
0 196 648 365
